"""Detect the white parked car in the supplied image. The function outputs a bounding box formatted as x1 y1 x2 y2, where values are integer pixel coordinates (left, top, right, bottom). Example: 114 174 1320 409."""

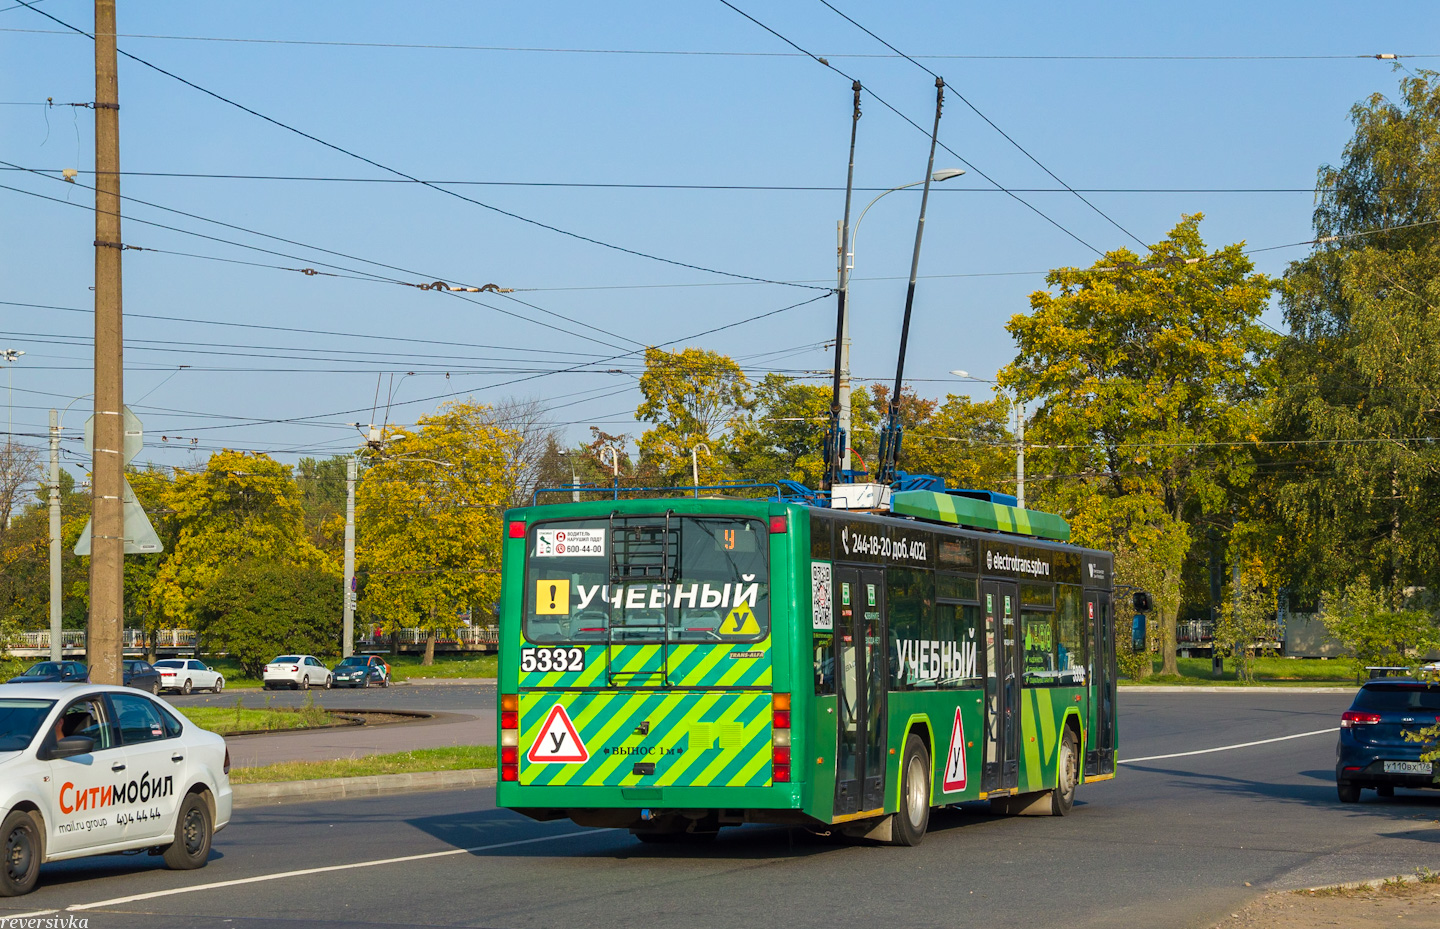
262 655 332 690
153 659 225 695
0 682 232 896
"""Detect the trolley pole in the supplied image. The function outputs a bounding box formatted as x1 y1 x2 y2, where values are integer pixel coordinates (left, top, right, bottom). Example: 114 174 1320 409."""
343 455 357 658
1015 397 1025 510
49 410 62 662
88 0 125 685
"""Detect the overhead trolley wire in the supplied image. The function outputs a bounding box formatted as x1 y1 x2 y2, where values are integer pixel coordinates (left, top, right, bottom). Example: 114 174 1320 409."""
715 0 1106 257
0 28 1428 60
816 0 1150 249
11 1 827 292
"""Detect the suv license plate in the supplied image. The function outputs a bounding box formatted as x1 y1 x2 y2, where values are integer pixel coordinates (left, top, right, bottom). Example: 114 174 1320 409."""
1383 761 1431 775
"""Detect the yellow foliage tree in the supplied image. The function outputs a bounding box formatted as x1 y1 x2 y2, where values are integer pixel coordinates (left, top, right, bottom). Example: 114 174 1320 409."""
150 451 323 628
356 401 518 664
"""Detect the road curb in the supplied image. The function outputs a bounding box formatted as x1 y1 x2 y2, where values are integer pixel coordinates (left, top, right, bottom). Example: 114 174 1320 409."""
232 767 497 808
1121 685 1356 693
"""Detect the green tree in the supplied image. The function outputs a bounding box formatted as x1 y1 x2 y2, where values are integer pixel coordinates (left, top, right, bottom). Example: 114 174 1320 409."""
1003 215 1274 675
0 468 89 630
151 451 322 629
194 559 342 677
357 401 516 664
636 347 750 486
1212 565 1277 683
1320 578 1440 680
1272 70 1440 602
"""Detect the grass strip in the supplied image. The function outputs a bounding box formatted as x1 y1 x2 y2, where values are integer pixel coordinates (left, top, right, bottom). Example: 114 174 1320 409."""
181 700 331 735
229 745 496 784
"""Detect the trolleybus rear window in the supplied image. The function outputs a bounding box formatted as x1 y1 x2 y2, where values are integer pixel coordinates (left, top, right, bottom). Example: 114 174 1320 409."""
523 517 770 644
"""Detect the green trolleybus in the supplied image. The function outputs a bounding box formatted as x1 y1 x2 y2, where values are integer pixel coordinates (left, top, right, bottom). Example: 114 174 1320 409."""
496 487 1118 844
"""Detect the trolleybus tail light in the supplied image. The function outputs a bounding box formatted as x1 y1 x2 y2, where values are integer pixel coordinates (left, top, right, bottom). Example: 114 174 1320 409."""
772 693 792 782
769 515 787 534
1341 711 1382 728
508 521 526 539
501 693 520 781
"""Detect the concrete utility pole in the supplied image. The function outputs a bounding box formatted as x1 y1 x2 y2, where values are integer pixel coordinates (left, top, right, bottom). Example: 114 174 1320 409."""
49 410 61 662
342 456 356 658
1015 398 1025 509
88 0 125 685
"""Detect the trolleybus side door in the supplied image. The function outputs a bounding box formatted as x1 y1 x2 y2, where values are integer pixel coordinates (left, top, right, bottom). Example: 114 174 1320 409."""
981 580 1021 792
1085 590 1117 775
833 565 887 815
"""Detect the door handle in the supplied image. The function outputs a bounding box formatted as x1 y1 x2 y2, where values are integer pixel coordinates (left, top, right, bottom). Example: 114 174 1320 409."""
111 763 126 772
171 754 185 763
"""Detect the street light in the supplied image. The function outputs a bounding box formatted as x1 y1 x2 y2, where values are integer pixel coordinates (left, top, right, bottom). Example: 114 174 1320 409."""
48 392 92 662
835 170 963 472
2 348 24 440
950 369 1026 509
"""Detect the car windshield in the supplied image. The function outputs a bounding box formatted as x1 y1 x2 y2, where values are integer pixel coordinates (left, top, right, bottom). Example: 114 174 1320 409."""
273 656 302 664
18 663 61 677
124 661 146 671
154 660 184 669
1354 684 1440 712
0 699 56 751
337 658 366 667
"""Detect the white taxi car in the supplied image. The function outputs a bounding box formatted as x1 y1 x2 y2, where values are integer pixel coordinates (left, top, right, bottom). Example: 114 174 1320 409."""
262 655 332 690
153 659 225 695
0 683 232 896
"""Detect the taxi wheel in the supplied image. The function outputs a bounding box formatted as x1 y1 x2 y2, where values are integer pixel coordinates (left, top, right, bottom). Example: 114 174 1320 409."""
0 809 43 897
298 676 309 691
213 677 224 694
324 675 332 690
1337 782 1361 803
181 679 193 696
162 793 212 870
150 681 160 696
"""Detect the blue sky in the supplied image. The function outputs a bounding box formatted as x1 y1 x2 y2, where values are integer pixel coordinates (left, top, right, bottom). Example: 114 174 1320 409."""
2 0 1435 476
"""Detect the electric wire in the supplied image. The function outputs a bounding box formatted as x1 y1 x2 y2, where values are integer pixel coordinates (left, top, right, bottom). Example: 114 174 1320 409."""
715 0 1106 256
817 0 1149 248
11 0 826 291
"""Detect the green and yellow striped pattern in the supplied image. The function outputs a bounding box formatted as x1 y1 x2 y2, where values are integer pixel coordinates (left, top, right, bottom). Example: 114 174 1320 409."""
519 690 773 788
890 490 1071 541
518 638 772 689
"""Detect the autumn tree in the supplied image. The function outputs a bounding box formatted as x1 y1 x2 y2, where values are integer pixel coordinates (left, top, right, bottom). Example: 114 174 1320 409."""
1271 70 1440 602
903 393 1015 493
357 401 517 664
151 451 325 630
1003 215 1274 675
636 347 750 486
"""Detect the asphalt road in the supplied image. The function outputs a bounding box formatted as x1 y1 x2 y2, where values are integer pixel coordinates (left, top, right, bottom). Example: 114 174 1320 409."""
9 690 1440 929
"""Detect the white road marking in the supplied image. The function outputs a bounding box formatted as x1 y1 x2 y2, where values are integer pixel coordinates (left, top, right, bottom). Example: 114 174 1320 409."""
1119 727 1338 764
67 829 606 912
1 909 59 919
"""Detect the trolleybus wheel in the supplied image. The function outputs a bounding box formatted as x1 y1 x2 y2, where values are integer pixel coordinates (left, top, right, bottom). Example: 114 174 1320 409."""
1051 728 1079 816
893 733 931 846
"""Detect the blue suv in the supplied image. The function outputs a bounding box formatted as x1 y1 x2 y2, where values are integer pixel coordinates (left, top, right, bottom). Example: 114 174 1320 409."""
1336 679 1440 802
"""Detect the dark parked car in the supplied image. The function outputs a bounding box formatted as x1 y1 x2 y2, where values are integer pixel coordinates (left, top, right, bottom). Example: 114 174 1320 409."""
122 659 162 694
331 655 390 688
6 661 88 684
1337 678 1440 801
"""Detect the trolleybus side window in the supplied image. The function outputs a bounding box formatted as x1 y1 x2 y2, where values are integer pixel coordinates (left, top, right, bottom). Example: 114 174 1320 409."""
1021 608 1059 685
1056 583 1088 684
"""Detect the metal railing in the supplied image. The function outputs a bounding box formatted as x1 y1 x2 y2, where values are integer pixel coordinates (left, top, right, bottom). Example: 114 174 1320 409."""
8 628 197 653
356 626 498 647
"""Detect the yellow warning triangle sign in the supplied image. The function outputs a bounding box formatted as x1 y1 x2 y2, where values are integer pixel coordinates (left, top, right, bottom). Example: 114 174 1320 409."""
722 603 761 637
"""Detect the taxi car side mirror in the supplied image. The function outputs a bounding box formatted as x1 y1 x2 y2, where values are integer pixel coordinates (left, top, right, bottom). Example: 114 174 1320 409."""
47 736 95 760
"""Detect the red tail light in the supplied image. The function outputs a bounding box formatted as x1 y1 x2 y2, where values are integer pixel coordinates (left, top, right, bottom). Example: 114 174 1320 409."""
501 745 518 764
769 515 787 534
772 744 791 766
773 709 791 730
508 521 526 539
501 710 519 730
772 764 790 782
502 764 518 782
1341 711 1383 728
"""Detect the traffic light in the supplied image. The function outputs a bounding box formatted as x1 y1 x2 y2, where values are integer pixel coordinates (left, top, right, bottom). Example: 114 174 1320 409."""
1132 590 1153 612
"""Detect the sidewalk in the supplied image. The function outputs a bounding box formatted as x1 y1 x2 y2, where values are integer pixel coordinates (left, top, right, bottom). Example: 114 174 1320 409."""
226 710 495 767
1122 685 1356 693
